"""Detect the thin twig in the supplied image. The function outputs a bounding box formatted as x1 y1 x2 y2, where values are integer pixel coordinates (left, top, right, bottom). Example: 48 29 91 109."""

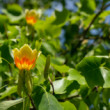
48 76 55 95
27 93 37 110
23 84 37 110
92 86 98 92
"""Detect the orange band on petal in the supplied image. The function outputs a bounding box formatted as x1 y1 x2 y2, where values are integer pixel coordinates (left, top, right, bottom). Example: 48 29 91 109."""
26 16 37 25
15 56 36 70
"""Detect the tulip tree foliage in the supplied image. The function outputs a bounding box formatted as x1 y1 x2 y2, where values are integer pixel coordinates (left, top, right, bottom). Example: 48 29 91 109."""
0 0 110 110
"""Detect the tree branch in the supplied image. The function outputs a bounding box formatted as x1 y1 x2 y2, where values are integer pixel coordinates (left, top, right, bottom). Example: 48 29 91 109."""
83 3 110 36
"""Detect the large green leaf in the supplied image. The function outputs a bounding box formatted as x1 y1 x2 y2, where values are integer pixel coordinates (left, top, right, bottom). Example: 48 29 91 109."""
76 56 110 88
38 93 64 110
67 69 86 85
61 101 77 110
0 98 23 110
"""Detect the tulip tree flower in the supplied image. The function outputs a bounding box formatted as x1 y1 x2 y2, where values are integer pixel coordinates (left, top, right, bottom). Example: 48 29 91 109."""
13 44 41 71
25 9 40 25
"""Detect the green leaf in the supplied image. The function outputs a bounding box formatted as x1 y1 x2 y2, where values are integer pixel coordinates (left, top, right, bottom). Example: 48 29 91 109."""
83 14 95 29
3 10 24 23
34 16 55 30
79 85 89 98
70 15 80 24
99 11 110 19
36 54 46 72
52 64 70 74
47 25 61 38
0 98 23 110
42 42 56 55
51 57 65 65
0 86 17 100
67 69 87 85
103 88 110 105
44 55 50 79
7 4 22 16
0 14 8 33
78 101 89 110
52 78 72 94
0 42 13 64
34 16 61 38
76 56 108 88
52 8 69 26
80 0 96 14
100 68 110 88
38 93 64 110
7 25 19 38
32 86 44 109
61 101 77 110
89 90 100 108
35 40 42 51
0 57 2 64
